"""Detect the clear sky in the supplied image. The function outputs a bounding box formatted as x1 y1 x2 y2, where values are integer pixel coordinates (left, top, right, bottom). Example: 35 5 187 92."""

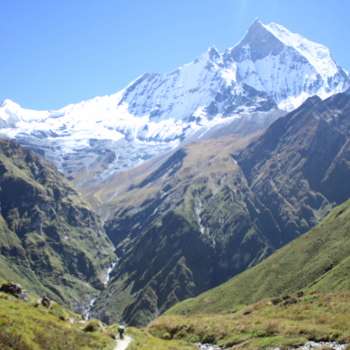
1 0 349 109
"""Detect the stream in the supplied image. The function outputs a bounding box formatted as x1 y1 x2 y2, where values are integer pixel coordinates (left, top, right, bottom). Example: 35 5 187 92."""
83 260 118 320
197 344 222 350
104 261 117 286
83 297 96 320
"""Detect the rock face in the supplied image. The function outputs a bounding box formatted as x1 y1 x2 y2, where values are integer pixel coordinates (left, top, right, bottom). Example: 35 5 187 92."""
0 21 348 185
237 92 350 235
0 139 115 309
91 91 350 326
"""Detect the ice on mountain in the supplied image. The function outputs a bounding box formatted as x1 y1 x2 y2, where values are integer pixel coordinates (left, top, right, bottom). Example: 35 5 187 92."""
0 20 348 181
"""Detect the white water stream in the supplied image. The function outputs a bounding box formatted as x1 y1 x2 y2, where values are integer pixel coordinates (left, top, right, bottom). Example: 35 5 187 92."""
104 261 118 286
83 297 96 320
83 260 118 320
198 344 222 350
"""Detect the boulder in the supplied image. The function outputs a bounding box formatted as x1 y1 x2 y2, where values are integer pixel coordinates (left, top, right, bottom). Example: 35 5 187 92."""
41 296 52 308
0 283 22 297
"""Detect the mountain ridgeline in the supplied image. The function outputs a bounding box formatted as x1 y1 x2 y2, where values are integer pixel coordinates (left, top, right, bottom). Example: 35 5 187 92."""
91 90 350 326
0 21 348 185
0 139 115 310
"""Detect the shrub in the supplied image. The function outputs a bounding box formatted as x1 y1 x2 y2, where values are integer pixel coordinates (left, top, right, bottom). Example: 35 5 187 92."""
83 320 104 333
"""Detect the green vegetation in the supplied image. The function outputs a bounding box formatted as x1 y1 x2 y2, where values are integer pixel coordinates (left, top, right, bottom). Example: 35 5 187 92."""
128 327 196 350
142 199 350 349
0 140 115 309
0 292 115 350
95 91 350 327
93 134 275 325
151 293 350 349
168 199 350 316
103 91 350 327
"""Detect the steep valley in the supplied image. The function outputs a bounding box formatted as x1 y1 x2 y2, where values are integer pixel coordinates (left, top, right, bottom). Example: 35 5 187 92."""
89 91 350 326
0 139 115 311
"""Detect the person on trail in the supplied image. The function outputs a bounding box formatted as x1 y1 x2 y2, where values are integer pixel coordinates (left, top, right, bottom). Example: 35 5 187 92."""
118 324 126 340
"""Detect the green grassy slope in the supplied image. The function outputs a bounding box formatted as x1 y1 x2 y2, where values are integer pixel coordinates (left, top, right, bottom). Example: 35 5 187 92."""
0 287 195 350
128 328 196 350
0 292 115 350
167 199 350 315
151 293 350 349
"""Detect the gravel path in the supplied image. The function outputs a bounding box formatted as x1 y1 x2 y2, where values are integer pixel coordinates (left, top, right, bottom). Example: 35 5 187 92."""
114 336 132 350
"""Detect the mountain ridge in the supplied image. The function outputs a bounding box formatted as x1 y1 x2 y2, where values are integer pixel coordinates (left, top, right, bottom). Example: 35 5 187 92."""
0 20 348 184
0 139 115 311
90 90 350 326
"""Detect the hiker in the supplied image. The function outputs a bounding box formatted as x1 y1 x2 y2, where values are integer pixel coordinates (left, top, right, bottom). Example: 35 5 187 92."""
118 324 126 339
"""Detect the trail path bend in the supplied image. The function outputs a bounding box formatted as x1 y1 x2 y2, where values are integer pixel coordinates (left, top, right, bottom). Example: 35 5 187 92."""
114 335 132 350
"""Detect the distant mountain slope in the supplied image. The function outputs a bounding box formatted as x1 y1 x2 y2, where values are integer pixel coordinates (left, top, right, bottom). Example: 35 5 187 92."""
0 140 115 310
92 90 350 326
168 198 350 315
0 21 348 183
91 134 268 326
236 90 350 237
148 197 350 349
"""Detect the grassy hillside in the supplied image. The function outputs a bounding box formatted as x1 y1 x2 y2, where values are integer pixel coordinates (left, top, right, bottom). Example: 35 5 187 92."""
0 286 196 350
128 328 196 350
0 291 115 350
167 199 350 315
151 292 350 349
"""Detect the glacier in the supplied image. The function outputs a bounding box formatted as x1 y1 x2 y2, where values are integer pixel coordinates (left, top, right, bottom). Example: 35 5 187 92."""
0 20 348 184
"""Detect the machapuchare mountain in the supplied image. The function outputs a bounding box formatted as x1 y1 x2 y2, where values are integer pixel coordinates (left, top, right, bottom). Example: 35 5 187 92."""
0 21 348 186
0 139 115 310
90 90 350 326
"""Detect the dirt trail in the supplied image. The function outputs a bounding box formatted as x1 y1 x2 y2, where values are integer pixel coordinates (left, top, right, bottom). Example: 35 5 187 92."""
114 335 132 350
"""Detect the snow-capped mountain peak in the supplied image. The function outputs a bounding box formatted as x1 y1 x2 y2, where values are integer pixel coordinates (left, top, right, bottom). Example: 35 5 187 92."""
0 21 348 183
1 98 20 109
232 19 338 77
263 22 338 77
227 20 348 110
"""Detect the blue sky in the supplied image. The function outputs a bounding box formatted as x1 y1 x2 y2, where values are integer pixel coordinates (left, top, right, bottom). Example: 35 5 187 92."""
1 0 349 109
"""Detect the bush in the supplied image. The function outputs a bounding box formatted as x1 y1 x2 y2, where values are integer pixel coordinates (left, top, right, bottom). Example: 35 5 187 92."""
83 320 104 333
